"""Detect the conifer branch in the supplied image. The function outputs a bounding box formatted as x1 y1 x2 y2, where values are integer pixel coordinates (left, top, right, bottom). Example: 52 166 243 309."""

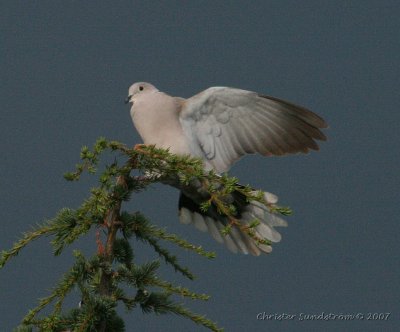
2 137 291 331
0 223 55 268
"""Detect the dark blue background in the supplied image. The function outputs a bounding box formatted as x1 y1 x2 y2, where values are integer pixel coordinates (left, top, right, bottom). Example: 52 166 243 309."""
1 1 399 331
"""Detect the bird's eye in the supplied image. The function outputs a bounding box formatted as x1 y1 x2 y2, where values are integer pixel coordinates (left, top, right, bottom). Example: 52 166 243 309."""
139 86 144 91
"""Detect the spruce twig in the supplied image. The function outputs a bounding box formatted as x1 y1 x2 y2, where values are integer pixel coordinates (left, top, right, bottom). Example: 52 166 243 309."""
2 138 291 331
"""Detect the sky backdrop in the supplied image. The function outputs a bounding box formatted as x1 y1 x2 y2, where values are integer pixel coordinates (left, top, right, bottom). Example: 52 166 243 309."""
1 1 399 331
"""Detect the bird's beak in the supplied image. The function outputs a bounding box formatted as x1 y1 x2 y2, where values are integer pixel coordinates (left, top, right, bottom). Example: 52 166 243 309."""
125 95 132 104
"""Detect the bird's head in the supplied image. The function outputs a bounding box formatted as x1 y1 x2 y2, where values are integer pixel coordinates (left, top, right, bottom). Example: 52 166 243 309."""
125 82 158 104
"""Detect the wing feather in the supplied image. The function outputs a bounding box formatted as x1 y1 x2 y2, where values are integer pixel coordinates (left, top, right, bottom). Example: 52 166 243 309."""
180 87 327 172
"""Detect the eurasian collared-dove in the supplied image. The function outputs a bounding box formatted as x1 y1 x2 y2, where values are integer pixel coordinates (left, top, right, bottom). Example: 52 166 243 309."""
126 82 327 256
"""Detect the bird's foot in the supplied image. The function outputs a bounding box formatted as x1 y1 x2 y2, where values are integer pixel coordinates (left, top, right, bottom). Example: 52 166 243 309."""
133 143 147 151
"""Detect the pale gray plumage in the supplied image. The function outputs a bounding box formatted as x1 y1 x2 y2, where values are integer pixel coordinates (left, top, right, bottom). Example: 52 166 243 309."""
126 82 327 256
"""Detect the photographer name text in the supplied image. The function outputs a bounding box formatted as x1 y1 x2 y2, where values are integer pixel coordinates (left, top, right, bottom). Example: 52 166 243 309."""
256 312 391 322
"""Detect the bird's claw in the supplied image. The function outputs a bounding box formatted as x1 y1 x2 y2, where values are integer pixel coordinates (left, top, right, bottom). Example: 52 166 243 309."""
134 144 147 151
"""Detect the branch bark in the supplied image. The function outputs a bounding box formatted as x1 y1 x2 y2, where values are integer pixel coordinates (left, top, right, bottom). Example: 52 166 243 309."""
98 175 126 332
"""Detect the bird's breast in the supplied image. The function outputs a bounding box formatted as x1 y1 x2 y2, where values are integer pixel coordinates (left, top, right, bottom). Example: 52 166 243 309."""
131 98 192 156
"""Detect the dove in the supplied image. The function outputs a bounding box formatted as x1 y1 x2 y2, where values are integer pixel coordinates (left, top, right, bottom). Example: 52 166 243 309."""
126 82 327 255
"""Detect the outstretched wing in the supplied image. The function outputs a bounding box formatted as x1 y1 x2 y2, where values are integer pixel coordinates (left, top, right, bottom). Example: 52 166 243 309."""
179 87 327 172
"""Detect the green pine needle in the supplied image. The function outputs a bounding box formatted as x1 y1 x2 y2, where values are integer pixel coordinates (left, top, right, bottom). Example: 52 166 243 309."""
1 138 291 332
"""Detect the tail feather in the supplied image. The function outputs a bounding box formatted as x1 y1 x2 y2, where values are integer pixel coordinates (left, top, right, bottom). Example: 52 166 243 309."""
227 226 248 254
178 189 287 256
192 212 208 232
204 217 224 243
